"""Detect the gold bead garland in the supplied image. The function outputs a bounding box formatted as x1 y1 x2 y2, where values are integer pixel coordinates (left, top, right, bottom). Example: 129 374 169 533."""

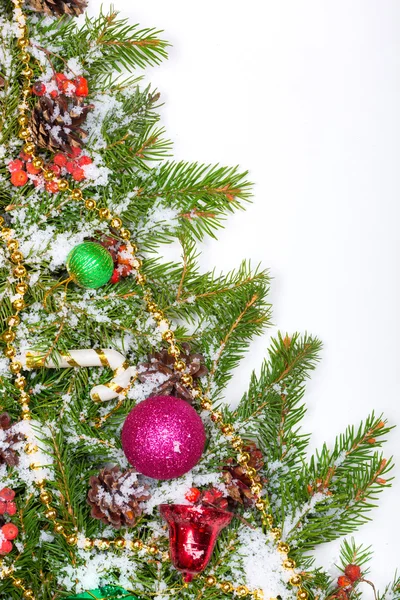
1 2 309 599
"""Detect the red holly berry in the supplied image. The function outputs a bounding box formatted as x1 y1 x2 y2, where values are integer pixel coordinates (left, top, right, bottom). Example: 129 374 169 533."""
50 90 59 99
72 166 85 181
26 161 41 175
48 163 61 176
10 170 28 187
337 576 352 589
1 523 18 541
54 73 67 86
117 245 133 266
53 153 68 167
185 488 201 503
118 264 133 277
67 147 82 158
110 268 121 284
0 501 6 515
66 160 77 174
0 539 13 555
0 488 16 502
59 79 75 94
19 151 31 161
344 564 362 582
45 181 59 194
8 159 24 172
74 76 89 97
32 81 46 96
201 487 228 509
77 155 92 166
5 502 17 516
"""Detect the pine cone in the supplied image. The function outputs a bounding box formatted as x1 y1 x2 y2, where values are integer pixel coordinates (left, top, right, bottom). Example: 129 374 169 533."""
27 0 87 16
138 343 208 403
0 413 24 467
87 466 150 529
30 94 93 155
223 441 264 507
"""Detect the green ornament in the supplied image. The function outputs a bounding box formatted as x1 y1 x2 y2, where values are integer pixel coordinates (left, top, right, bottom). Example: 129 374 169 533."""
68 586 140 599
67 242 114 289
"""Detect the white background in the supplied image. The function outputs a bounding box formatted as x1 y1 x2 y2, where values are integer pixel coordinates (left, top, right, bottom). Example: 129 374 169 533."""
88 1 400 594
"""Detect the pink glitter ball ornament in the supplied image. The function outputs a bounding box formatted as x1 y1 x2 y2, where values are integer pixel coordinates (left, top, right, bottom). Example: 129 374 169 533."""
121 395 206 480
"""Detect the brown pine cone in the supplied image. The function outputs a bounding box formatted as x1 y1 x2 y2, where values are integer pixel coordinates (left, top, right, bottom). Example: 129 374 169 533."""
30 94 93 155
27 0 87 16
0 413 24 467
138 343 208 403
87 466 150 529
223 441 265 507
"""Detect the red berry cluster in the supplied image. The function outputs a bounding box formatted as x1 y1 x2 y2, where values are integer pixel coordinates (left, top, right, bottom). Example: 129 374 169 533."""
0 488 18 556
53 148 93 184
99 237 135 284
333 564 362 598
185 486 229 510
8 147 93 192
0 487 17 517
32 72 89 98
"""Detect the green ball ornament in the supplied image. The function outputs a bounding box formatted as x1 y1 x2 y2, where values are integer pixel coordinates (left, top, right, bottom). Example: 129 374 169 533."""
68 586 140 599
67 242 114 289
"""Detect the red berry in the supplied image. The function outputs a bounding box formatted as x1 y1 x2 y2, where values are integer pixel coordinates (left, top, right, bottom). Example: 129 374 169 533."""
59 79 75 94
110 268 121 284
185 488 201 503
77 155 92 166
5 502 17 516
118 264 133 277
66 160 76 174
72 166 85 181
10 170 28 187
1 523 18 541
67 146 82 158
203 489 218 504
50 90 59 99
218 498 229 510
0 539 13 555
74 76 89 97
32 81 46 96
337 576 352 589
0 501 6 514
8 159 24 172
19 151 31 161
48 163 61 175
0 488 15 502
45 181 59 193
26 161 41 175
54 73 67 86
53 153 68 167
117 245 133 266
344 564 362 582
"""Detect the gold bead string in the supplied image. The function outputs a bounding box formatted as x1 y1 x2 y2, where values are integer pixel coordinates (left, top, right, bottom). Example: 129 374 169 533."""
5 2 308 598
0 563 36 599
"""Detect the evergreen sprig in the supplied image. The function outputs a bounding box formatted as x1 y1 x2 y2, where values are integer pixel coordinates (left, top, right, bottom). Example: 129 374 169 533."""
0 3 396 599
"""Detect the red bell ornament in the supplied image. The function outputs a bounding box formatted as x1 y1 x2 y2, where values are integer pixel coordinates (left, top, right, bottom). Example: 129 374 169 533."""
160 504 233 582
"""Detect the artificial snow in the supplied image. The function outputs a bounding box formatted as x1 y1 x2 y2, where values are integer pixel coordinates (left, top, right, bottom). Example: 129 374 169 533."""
231 526 295 600
282 492 328 539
